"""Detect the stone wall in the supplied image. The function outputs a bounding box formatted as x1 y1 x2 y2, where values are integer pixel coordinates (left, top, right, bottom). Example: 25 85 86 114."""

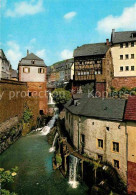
0 79 27 124
112 77 136 90
0 117 22 154
65 110 127 182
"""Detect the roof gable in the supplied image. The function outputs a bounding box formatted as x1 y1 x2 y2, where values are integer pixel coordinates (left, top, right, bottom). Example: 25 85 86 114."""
0 49 7 60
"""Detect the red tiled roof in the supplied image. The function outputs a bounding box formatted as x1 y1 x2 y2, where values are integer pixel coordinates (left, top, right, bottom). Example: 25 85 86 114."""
125 96 136 121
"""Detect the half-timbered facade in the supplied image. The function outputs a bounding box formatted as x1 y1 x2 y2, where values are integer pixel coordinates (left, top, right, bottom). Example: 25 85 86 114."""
73 41 113 95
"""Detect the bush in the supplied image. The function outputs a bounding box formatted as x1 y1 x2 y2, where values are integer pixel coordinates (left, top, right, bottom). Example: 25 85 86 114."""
52 88 71 110
0 167 18 195
23 108 33 123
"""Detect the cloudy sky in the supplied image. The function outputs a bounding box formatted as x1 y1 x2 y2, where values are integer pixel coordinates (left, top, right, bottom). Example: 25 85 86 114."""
0 0 136 69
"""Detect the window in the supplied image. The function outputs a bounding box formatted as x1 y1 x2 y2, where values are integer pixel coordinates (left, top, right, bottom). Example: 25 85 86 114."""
113 160 119 169
38 68 45 74
131 42 134 47
131 54 134 59
125 66 129 71
98 139 103 149
131 66 135 71
98 155 103 161
120 66 123 71
29 92 32 96
120 55 123 60
132 33 136 38
125 43 128 48
106 127 110 131
113 142 119 152
92 122 94 125
39 110 44 115
31 60 35 64
23 67 30 73
120 43 123 48
125 54 129 59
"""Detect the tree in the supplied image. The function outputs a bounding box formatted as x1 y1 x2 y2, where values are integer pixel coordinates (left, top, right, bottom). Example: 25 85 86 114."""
52 88 71 110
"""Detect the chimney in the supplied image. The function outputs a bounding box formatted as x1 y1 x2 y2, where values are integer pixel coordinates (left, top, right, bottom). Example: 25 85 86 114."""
112 29 115 37
106 39 110 45
27 50 29 56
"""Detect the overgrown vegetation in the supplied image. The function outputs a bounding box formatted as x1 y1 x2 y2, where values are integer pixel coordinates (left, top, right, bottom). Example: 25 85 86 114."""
110 86 136 97
52 88 71 110
0 167 18 195
23 107 33 123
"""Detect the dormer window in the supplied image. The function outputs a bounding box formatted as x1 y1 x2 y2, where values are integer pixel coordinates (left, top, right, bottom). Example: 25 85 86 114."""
132 33 136 38
31 60 35 64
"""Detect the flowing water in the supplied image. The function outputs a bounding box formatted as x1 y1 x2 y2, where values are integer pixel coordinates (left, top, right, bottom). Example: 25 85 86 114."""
49 132 59 153
68 155 79 189
0 131 88 195
41 114 58 135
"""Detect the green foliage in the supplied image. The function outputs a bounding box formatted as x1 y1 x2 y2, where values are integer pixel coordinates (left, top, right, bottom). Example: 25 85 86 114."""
56 154 62 164
110 86 136 98
23 107 33 123
0 167 18 195
52 88 71 105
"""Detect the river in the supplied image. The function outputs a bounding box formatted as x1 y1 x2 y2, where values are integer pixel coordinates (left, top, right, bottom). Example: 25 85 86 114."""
0 131 88 195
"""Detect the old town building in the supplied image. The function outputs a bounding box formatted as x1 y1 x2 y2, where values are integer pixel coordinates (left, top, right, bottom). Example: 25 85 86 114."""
65 59 74 82
47 58 74 87
111 29 136 89
64 96 127 182
73 41 113 95
18 50 47 115
64 95 136 193
0 49 11 80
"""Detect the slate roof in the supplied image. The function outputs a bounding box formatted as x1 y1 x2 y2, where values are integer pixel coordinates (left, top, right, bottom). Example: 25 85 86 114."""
124 96 136 121
19 53 46 67
65 96 126 121
111 30 136 44
74 43 109 57
22 53 43 61
10 69 18 78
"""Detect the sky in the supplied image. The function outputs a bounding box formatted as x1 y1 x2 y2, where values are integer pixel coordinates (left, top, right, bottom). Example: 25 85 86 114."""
0 0 136 69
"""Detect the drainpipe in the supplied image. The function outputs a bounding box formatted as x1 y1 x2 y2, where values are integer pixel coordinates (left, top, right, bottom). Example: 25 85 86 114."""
78 117 81 152
125 121 128 190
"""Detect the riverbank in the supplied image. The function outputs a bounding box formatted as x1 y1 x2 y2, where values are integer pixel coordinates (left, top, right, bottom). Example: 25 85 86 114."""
0 127 88 195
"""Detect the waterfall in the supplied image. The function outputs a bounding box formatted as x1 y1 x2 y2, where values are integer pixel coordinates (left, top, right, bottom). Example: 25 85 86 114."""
49 132 59 152
41 114 58 135
68 155 79 189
